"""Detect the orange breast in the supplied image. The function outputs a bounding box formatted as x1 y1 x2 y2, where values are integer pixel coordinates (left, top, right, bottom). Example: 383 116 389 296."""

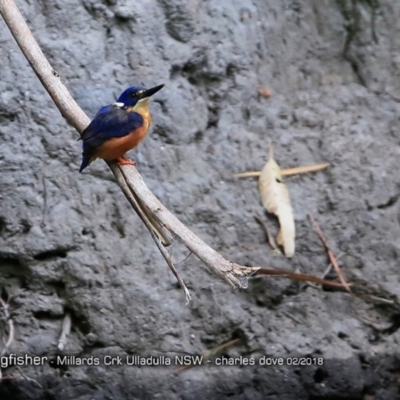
95 112 151 161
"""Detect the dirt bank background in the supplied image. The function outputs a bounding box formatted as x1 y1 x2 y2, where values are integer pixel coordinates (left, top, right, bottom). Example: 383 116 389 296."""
1 0 400 399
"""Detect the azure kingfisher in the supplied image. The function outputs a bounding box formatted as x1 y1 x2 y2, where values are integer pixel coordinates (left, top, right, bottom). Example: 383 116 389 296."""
79 84 164 172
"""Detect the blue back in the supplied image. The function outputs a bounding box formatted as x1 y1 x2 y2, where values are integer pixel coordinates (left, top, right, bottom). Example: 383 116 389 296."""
81 105 143 153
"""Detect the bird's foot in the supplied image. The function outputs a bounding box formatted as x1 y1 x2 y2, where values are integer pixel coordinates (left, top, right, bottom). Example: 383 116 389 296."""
116 156 136 166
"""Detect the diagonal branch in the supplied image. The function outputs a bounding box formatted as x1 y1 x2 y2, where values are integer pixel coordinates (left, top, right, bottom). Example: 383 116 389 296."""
0 0 258 292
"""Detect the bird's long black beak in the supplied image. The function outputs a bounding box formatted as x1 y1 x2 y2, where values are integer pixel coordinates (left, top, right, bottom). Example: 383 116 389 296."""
142 84 164 99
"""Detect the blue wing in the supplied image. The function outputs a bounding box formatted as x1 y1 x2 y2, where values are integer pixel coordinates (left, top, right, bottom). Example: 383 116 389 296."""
80 105 144 157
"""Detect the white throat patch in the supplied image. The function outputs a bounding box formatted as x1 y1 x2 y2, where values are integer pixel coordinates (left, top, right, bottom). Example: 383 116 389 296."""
132 97 150 112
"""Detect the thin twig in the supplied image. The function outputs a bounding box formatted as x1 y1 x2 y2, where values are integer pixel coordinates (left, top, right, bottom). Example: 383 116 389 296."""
110 164 189 300
364 295 394 305
234 162 330 178
281 310 304 325
108 163 173 246
359 317 393 332
306 253 345 289
254 215 282 254
373 89 400 103
322 253 345 279
308 215 352 293
150 226 191 304
281 163 330 176
17 367 43 388
175 250 193 266
254 267 349 289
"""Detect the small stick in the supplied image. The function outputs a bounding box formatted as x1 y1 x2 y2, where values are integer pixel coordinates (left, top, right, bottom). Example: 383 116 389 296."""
281 163 330 177
149 227 191 304
234 162 330 178
254 268 350 289
373 89 400 103
254 215 282 254
308 215 352 293
234 171 262 178
58 312 71 351
175 250 193 266
201 338 240 360
306 262 335 290
321 253 344 279
359 317 393 332
109 163 173 247
17 367 43 388
281 310 304 325
364 295 395 305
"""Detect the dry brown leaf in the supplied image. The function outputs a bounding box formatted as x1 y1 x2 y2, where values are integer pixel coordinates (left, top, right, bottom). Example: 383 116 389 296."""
258 142 295 257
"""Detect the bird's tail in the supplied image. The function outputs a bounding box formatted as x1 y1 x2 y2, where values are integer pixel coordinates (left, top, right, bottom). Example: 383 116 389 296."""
79 156 90 173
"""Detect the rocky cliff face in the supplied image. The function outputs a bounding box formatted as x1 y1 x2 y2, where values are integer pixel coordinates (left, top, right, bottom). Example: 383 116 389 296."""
1 0 400 399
